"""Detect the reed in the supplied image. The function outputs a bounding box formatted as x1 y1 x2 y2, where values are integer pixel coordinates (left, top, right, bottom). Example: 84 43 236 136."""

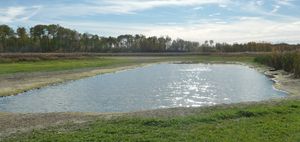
255 51 300 78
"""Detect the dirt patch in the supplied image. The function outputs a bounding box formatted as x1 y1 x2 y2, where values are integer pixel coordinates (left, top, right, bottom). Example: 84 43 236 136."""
253 65 300 96
0 112 123 139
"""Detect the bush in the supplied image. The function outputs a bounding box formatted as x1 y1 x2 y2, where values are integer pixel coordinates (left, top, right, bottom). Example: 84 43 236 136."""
294 55 300 78
254 55 271 65
281 52 297 72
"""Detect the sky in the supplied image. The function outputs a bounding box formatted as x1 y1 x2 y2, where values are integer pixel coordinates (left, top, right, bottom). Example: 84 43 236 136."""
0 0 300 44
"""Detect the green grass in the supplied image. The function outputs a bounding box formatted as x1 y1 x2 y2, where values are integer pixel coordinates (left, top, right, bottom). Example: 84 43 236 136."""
4 99 300 142
0 55 256 75
0 58 133 75
187 55 255 64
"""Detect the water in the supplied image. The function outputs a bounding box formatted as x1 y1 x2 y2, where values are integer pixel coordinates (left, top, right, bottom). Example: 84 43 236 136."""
0 64 286 113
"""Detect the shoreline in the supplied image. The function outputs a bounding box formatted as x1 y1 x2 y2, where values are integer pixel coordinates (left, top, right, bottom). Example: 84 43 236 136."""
250 63 300 96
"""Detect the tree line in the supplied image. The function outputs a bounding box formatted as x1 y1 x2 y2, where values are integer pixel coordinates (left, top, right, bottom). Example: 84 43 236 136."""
1 24 300 53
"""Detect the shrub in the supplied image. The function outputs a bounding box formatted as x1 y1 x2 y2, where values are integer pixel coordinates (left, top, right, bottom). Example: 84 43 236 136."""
294 54 300 78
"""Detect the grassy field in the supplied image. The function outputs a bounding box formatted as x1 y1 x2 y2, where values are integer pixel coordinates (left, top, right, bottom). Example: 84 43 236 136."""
4 98 300 142
0 58 131 75
0 55 255 75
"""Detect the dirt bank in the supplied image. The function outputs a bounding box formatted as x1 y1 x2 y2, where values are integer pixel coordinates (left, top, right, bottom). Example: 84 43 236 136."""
0 112 124 139
252 64 300 95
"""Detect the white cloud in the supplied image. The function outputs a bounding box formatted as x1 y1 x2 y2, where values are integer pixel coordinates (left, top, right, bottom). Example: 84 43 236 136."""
99 0 230 13
209 13 221 17
193 6 203 10
0 6 41 23
218 4 228 8
238 1 296 20
48 17 300 44
276 0 294 6
256 0 264 6
143 18 300 44
271 5 281 13
270 0 295 14
39 0 231 17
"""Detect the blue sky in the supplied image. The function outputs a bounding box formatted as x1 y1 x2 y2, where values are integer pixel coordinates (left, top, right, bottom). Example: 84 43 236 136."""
0 0 300 43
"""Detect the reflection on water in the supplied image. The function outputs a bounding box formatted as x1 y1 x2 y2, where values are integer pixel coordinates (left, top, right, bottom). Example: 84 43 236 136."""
0 64 286 113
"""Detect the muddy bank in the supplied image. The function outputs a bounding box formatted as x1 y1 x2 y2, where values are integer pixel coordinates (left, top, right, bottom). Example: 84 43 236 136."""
253 64 300 96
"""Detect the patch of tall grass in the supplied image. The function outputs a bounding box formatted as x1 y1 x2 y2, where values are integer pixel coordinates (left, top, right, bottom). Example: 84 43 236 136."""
254 51 300 78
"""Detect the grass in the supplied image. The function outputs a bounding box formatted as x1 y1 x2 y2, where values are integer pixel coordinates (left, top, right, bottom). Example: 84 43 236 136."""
0 58 132 75
187 55 255 65
4 99 300 142
0 55 256 75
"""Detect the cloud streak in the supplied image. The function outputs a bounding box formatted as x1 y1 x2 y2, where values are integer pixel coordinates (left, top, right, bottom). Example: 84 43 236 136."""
91 0 230 14
37 0 230 18
276 0 295 6
0 6 41 23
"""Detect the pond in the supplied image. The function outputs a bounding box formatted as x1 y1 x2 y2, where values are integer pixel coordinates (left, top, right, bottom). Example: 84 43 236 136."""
0 64 286 113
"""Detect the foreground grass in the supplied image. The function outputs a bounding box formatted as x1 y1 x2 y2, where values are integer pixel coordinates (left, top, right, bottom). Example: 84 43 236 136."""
0 55 255 75
4 99 300 142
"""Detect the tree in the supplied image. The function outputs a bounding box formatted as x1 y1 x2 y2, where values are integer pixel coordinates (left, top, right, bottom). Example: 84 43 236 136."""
47 24 60 51
209 40 214 47
0 25 14 52
17 27 29 52
0 24 300 53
